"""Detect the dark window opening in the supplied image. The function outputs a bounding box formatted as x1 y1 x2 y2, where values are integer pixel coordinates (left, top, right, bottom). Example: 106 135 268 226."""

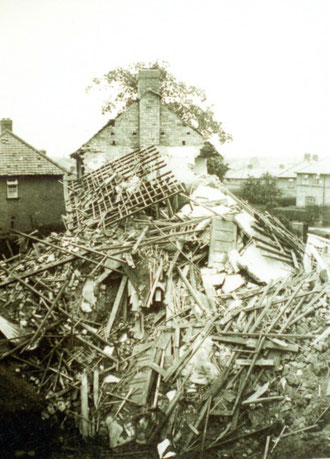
182 141 186 145
111 132 115 135
112 141 116 145
187 132 190 135
132 132 137 135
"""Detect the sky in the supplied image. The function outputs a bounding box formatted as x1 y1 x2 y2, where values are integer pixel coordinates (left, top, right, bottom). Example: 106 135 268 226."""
1 0 330 163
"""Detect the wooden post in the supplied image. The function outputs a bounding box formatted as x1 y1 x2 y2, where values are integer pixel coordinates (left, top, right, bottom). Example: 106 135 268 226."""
105 276 128 338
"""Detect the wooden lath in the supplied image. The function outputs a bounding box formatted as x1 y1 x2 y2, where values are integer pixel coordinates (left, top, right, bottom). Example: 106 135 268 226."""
65 146 185 231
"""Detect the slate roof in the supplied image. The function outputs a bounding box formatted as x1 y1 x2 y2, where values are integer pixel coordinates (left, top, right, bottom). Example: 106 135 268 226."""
225 159 325 181
226 166 291 180
295 157 330 175
0 129 67 176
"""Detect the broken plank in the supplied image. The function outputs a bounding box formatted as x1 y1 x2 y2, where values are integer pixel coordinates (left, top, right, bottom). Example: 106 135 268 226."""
104 276 128 338
146 259 164 308
178 267 211 316
0 254 76 287
212 335 299 352
236 359 274 367
128 343 161 406
146 362 167 378
80 370 90 439
132 225 149 254
242 395 284 405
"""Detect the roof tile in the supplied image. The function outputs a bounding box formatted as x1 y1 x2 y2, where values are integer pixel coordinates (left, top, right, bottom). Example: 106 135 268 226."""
0 130 64 176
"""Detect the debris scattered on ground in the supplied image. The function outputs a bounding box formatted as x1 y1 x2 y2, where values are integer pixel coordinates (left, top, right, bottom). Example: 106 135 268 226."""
0 149 329 458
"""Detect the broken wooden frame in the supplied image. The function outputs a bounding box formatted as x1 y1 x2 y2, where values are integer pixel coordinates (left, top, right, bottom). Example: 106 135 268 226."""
65 146 185 231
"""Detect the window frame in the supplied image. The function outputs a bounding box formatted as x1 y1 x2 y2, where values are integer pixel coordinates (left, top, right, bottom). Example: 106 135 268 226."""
305 195 316 206
7 178 18 199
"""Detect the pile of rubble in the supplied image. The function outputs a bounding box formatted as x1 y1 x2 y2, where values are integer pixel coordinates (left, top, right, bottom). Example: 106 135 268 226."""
0 148 329 458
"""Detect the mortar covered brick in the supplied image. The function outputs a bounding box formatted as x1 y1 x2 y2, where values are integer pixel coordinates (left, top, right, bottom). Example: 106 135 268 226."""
0 176 65 236
84 103 139 151
160 105 204 147
296 175 330 206
138 69 161 97
84 146 136 171
76 96 206 174
140 92 160 147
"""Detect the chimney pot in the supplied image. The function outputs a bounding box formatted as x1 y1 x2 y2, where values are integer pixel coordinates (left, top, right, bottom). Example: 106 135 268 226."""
312 154 318 162
304 153 311 162
1 118 13 133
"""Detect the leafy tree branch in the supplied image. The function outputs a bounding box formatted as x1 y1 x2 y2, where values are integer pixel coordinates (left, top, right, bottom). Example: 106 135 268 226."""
88 61 232 145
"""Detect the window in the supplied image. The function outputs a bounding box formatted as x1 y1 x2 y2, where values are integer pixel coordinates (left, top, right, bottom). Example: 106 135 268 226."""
7 179 18 199
305 196 316 206
288 178 294 188
302 174 310 185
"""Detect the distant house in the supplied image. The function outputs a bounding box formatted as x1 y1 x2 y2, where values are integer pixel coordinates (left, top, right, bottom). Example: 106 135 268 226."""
224 154 320 202
224 164 267 193
0 118 68 238
224 162 296 198
296 156 330 207
71 69 210 182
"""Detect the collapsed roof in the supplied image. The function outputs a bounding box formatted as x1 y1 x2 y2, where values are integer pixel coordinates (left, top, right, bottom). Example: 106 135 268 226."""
0 150 329 457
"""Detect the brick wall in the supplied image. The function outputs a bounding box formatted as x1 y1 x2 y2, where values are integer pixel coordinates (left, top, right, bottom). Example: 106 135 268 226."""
0 176 65 237
296 174 330 206
138 69 161 97
80 100 205 173
159 106 204 147
277 177 296 199
139 92 160 147
87 104 139 151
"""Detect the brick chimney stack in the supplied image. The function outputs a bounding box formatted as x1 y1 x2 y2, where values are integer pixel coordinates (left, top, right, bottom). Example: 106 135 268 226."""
138 69 161 147
1 118 13 133
138 69 161 98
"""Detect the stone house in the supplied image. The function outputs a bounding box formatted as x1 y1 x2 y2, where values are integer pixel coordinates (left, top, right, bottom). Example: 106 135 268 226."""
296 157 330 207
0 119 68 238
71 69 210 181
